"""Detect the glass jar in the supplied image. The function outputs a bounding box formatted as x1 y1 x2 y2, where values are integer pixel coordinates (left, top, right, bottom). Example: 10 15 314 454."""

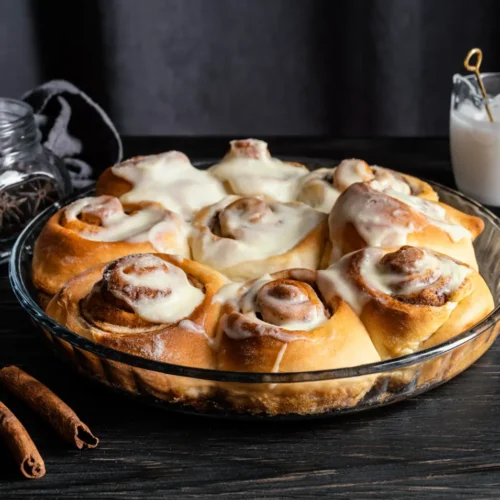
0 98 72 263
450 73 500 206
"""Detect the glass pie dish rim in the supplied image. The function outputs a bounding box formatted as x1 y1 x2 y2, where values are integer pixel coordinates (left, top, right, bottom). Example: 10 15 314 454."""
8 177 500 385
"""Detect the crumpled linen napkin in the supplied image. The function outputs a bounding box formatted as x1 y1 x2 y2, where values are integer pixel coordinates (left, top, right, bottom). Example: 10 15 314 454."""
22 80 123 189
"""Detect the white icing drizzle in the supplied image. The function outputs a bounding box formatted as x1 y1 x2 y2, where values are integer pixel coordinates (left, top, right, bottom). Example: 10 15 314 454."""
238 274 274 312
64 196 163 241
209 139 305 202
334 159 374 189
254 283 328 331
219 274 327 339
222 314 312 341
297 161 419 214
111 151 227 218
318 248 471 315
213 281 247 305
318 253 371 315
271 344 288 375
177 319 217 348
329 185 471 253
192 195 326 269
334 160 414 196
107 255 204 323
63 195 189 254
359 248 471 297
385 190 471 242
369 166 412 195
329 187 416 249
145 218 190 256
177 319 207 336
296 168 340 213
268 343 288 389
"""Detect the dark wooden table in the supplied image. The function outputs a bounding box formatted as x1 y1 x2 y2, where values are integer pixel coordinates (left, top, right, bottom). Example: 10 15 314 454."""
1 137 500 499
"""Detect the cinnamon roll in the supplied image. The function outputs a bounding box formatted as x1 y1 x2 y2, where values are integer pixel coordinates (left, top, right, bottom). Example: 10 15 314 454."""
32 196 190 299
208 139 308 202
215 269 381 415
96 151 227 218
190 195 328 281
297 159 438 213
46 254 228 400
327 182 484 269
318 246 494 360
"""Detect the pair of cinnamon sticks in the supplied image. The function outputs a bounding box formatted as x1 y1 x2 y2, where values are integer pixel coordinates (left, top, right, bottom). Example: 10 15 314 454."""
0 366 98 479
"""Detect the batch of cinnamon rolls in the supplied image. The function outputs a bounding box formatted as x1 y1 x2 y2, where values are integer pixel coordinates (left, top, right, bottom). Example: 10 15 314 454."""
31 138 495 415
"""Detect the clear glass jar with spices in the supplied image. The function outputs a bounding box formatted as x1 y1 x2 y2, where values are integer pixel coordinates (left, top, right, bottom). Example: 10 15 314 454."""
0 98 71 263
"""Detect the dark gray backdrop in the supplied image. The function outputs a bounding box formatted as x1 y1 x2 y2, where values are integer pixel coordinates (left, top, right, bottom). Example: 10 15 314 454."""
1 0 499 136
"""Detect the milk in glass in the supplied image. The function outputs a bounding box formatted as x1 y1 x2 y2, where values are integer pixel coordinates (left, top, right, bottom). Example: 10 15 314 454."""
450 74 500 206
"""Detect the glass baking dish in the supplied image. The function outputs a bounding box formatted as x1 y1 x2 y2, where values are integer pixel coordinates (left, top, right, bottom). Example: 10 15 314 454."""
9 160 500 420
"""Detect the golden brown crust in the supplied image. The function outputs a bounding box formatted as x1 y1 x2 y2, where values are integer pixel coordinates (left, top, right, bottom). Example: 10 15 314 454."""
46 254 230 402
328 183 484 269
297 161 439 214
324 247 494 359
437 200 485 238
400 172 439 201
32 197 189 296
190 196 328 281
95 160 136 199
46 254 227 366
97 156 186 212
417 271 495 385
31 149 495 416
32 211 154 296
216 268 381 415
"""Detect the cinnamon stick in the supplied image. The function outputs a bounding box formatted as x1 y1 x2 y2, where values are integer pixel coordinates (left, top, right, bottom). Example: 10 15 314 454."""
0 366 98 450
0 401 45 479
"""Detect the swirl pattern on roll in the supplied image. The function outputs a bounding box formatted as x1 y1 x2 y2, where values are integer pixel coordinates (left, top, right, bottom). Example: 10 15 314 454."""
36 138 496 415
31 195 192 298
216 268 381 376
190 195 327 279
297 159 438 213
61 195 189 254
220 270 330 342
209 139 308 202
83 254 204 329
47 253 229 366
318 246 493 357
327 182 484 269
319 246 471 314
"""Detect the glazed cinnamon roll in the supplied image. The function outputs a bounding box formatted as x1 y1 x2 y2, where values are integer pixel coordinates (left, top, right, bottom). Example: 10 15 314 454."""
96 151 227 218
327 182 484 269
208 139 308 202
46 254 228 400
318 246 494 359
190 195 328 281
32 196 190 299
215 269 381 415
297 159 438 213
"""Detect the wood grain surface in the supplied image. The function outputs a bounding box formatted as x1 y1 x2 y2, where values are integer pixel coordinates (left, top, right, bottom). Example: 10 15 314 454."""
1 137 499 499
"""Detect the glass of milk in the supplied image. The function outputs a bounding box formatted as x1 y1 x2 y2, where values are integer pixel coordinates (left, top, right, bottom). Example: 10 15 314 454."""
450 73 500 205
